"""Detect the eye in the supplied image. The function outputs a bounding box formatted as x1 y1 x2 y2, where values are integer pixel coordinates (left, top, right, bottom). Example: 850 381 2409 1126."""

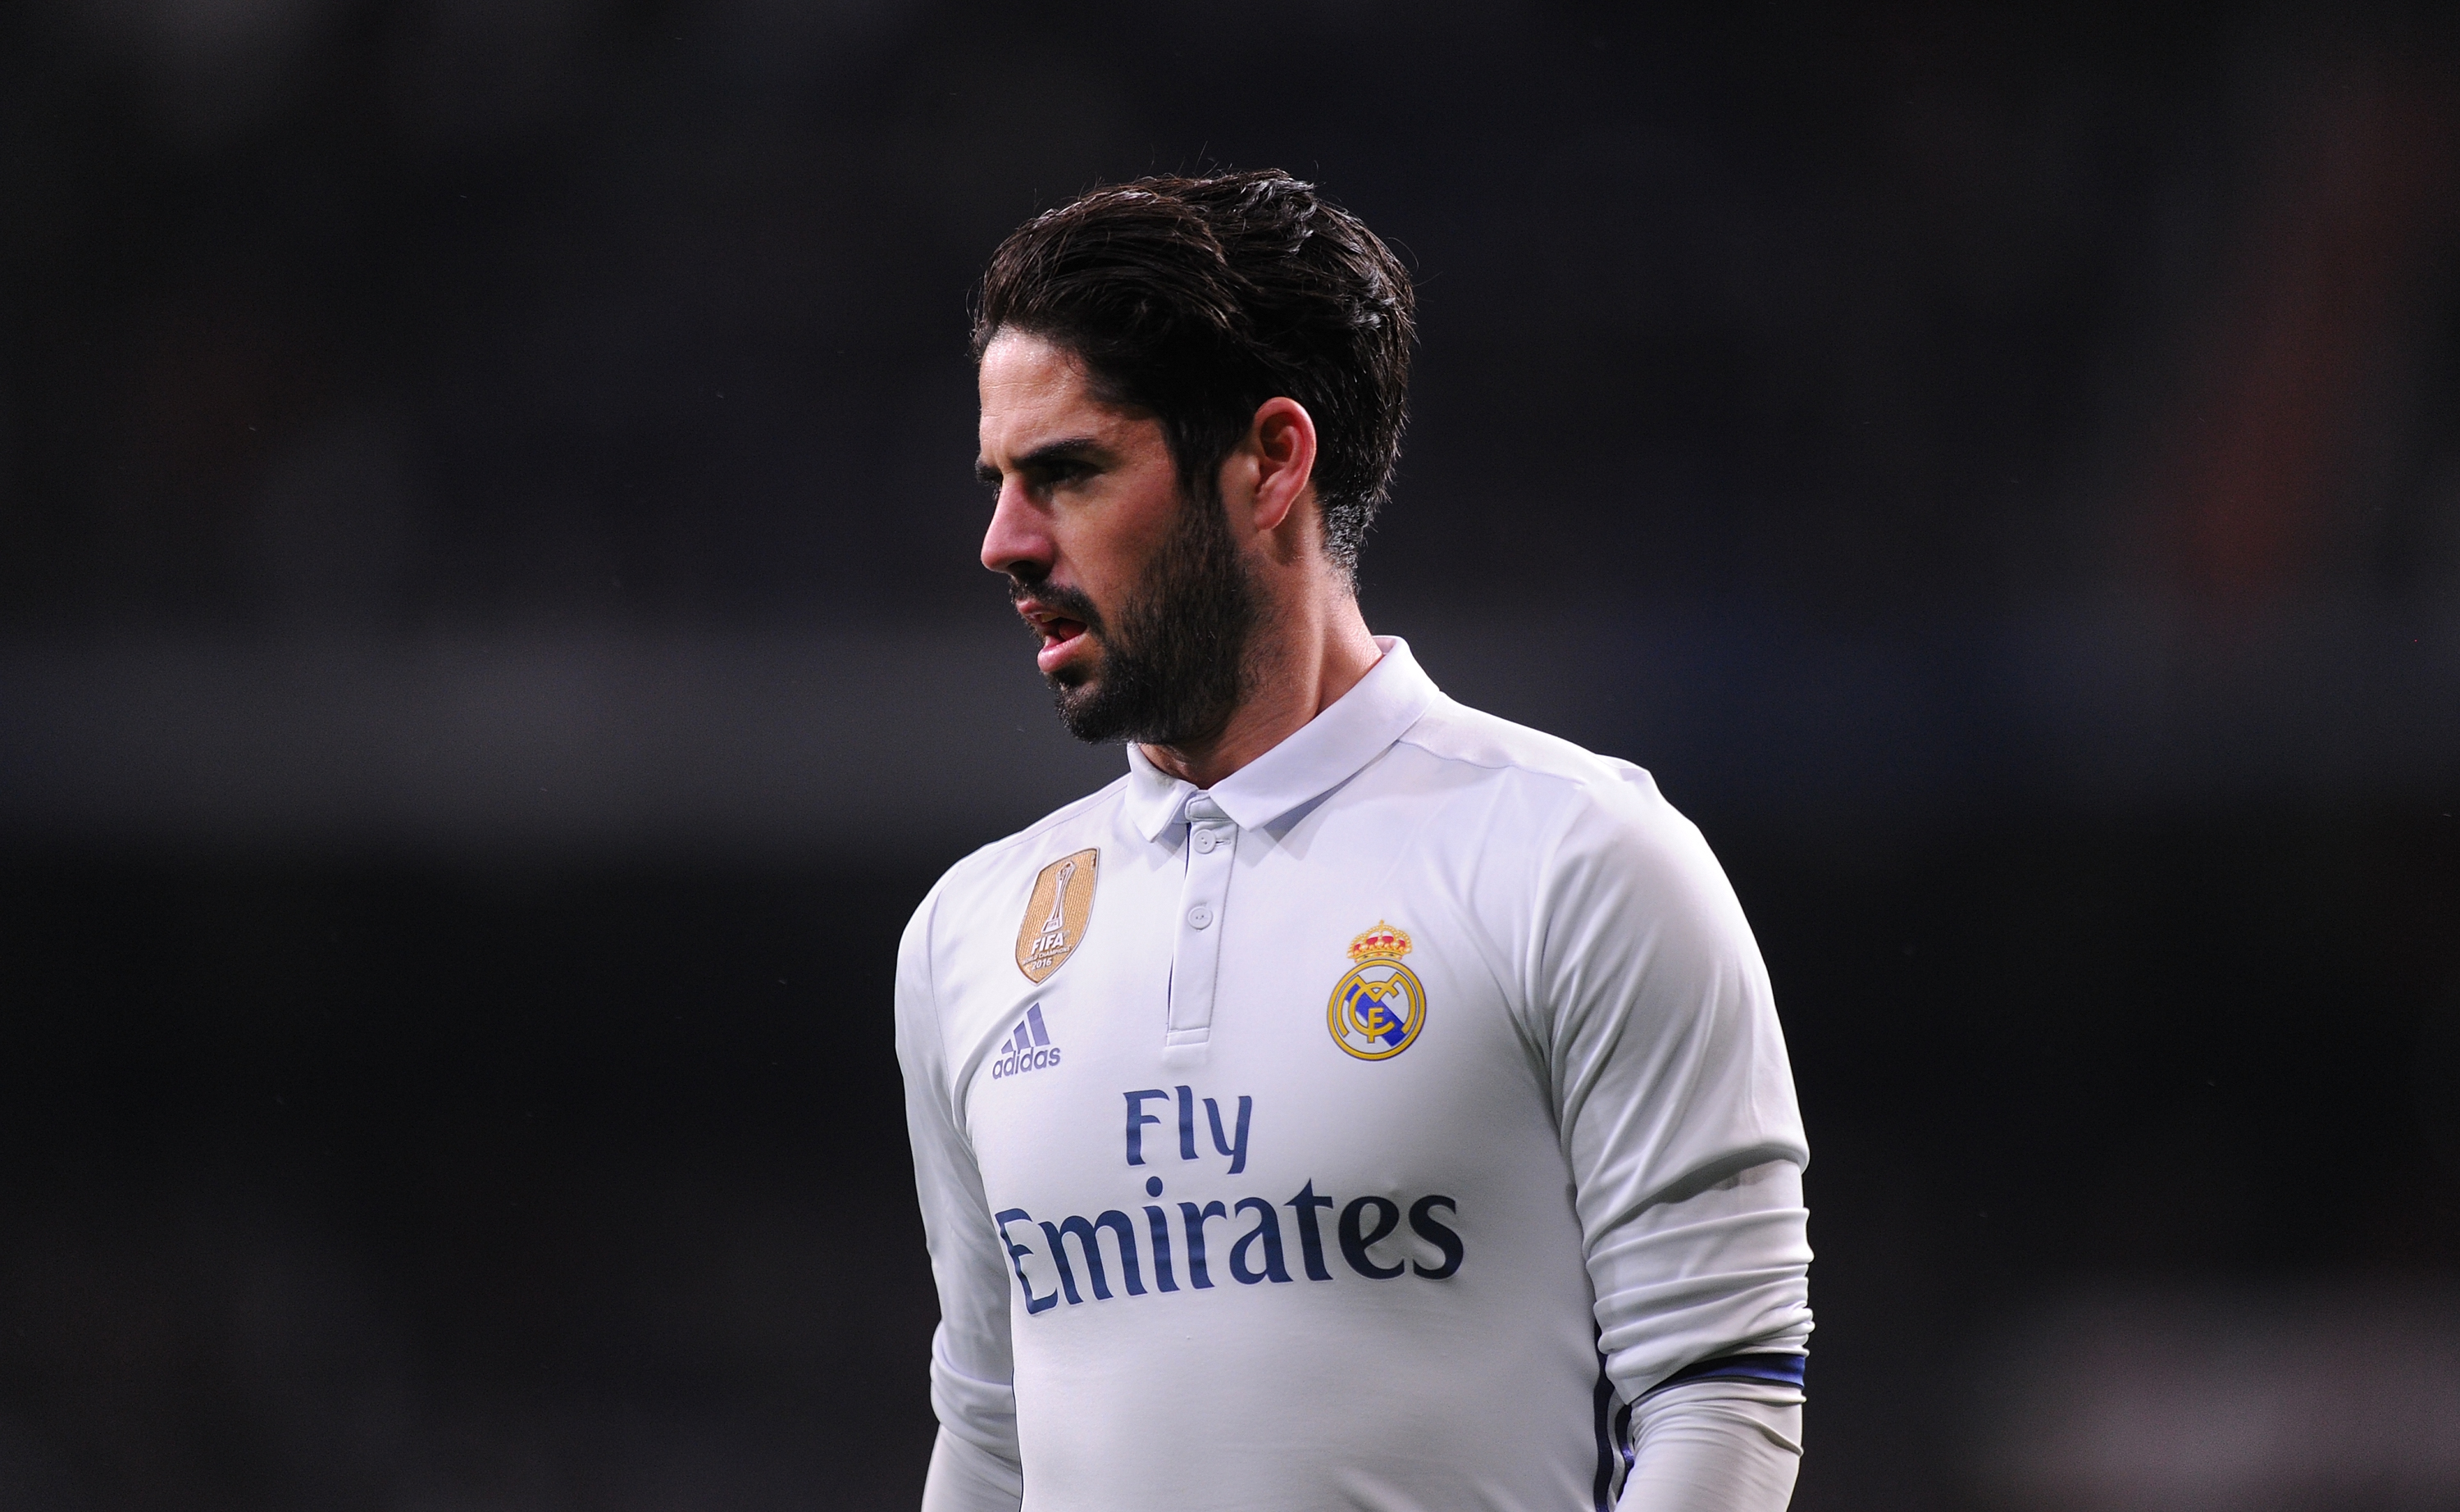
1027 460 1093 495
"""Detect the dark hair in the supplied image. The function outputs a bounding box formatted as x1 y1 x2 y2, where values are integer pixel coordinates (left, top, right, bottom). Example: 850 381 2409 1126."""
973 171 1414 577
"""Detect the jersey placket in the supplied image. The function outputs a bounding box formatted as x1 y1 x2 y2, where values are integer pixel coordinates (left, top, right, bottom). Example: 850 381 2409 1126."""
1164 793 1238 1051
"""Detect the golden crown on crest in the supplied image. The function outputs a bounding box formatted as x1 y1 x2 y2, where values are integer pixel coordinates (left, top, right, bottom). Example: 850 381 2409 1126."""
1346 922 1413 963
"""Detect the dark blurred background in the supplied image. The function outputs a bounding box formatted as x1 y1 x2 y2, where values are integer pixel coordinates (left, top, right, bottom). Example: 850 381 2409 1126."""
2 2 2457 1508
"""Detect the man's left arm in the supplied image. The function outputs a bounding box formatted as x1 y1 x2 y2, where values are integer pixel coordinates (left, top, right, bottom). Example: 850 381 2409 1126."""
1526 776 1815 1510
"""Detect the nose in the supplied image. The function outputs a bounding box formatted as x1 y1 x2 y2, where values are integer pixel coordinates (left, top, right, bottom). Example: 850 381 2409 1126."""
980 477 1054 579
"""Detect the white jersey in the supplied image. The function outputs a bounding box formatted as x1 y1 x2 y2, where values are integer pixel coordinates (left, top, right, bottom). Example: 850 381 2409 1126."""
897 639 1812 1511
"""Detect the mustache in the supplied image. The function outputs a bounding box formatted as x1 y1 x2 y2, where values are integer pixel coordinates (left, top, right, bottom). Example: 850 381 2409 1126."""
1009 575 1105 636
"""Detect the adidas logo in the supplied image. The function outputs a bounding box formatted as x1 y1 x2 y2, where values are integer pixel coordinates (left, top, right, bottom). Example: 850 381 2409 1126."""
991 1003 1063 1079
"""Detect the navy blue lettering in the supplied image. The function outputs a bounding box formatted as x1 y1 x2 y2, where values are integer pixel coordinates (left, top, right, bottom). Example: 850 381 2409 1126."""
1409 1195 1465 1278
1205 1095 1253 1175
1286 1182 1335 1281
1339 1195 1405 1280
1143 1205 1178 1292
1176 1086 1198 1161
994 1208 1058 1314
1123 1090 1168 1166
1228 1196 1292 1284
1039 1211 1145 1303
1178 1200 1227 1289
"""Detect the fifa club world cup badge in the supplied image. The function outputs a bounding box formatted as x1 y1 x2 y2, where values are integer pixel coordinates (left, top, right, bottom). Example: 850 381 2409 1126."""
1328 921 1428 1060
1015 849 1099 983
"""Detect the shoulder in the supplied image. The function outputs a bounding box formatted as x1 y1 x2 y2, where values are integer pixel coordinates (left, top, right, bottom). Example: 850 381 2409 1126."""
1392 695 1734 913
1393 695 1688 837
904 772 1132 950
1396 704 1769 1045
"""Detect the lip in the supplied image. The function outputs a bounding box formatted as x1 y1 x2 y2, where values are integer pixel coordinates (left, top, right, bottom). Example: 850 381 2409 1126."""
1015 599 1092 676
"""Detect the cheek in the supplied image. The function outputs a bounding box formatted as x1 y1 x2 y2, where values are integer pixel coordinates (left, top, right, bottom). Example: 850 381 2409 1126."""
1072 485 1180 596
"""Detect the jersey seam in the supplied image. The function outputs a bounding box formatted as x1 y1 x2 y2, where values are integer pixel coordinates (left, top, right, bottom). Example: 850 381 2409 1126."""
913 881 984 1166
1393 715 1612 1108
1392 728 1611 790
1393 699 1642 790
938 772 1133 889
1524 776 1596 1050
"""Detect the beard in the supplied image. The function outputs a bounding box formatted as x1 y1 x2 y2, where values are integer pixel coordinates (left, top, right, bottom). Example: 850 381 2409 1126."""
1012 485 1260 749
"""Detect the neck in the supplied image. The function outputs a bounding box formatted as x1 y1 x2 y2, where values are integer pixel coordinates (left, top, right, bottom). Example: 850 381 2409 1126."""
1139 583 1382 790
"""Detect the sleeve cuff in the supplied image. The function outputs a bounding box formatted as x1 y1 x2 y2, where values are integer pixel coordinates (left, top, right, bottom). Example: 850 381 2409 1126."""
1642 1350 1806 1399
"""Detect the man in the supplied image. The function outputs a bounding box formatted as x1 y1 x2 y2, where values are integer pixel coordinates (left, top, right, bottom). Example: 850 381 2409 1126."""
897 171 1812 1511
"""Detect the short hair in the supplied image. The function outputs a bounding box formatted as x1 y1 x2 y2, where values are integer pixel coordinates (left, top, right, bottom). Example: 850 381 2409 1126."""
973 171 1414 577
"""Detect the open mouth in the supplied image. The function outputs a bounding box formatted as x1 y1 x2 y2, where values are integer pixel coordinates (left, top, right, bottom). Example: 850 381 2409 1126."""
1035 617 1088 673
1017 599 1093 676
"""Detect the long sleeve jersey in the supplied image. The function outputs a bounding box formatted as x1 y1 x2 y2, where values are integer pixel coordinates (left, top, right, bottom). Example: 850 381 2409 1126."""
895 639 1813 1510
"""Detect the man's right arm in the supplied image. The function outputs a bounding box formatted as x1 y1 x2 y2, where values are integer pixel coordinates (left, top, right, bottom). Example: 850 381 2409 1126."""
895 890 1026 1512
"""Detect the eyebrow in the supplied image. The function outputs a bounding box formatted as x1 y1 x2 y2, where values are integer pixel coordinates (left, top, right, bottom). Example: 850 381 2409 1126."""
976 435 1109 488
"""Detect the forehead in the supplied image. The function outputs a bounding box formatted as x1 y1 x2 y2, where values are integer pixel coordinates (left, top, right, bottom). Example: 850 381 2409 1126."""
975 331 1147 461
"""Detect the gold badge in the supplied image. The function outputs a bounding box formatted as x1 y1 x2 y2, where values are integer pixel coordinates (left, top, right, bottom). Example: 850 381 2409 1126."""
1015 849 1099 982
1328 921 1427 1060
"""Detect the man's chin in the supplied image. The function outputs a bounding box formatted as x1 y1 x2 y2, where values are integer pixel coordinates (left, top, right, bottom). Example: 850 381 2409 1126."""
1050 681 1129 745
1044 654 1099 703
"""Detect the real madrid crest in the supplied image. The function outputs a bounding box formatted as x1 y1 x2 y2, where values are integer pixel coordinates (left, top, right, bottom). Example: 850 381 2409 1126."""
1328 921 1427 1060
1015 849 1098 982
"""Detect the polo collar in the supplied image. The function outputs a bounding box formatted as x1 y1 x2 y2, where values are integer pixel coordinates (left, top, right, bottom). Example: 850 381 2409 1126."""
1121 636 1437 842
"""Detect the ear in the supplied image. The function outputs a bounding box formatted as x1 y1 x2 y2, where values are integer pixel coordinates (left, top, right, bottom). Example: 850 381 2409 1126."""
1237 396 1319 537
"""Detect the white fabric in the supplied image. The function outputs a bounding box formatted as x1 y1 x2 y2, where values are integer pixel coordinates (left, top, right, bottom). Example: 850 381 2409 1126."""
900 638 1812 1511
925 1426 1025 1512
1620 1379 1804 1512
921 1383 1806 1512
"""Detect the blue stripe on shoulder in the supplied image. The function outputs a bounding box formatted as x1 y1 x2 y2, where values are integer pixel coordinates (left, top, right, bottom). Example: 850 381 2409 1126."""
1646 1351 1807 1396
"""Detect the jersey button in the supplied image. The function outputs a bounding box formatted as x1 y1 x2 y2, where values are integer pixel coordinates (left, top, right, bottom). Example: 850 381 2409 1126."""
1193 829 1219 854
1187 904 1215 930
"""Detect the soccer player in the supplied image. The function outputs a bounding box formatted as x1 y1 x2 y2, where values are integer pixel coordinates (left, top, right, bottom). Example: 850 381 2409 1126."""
897 171 1812 1511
